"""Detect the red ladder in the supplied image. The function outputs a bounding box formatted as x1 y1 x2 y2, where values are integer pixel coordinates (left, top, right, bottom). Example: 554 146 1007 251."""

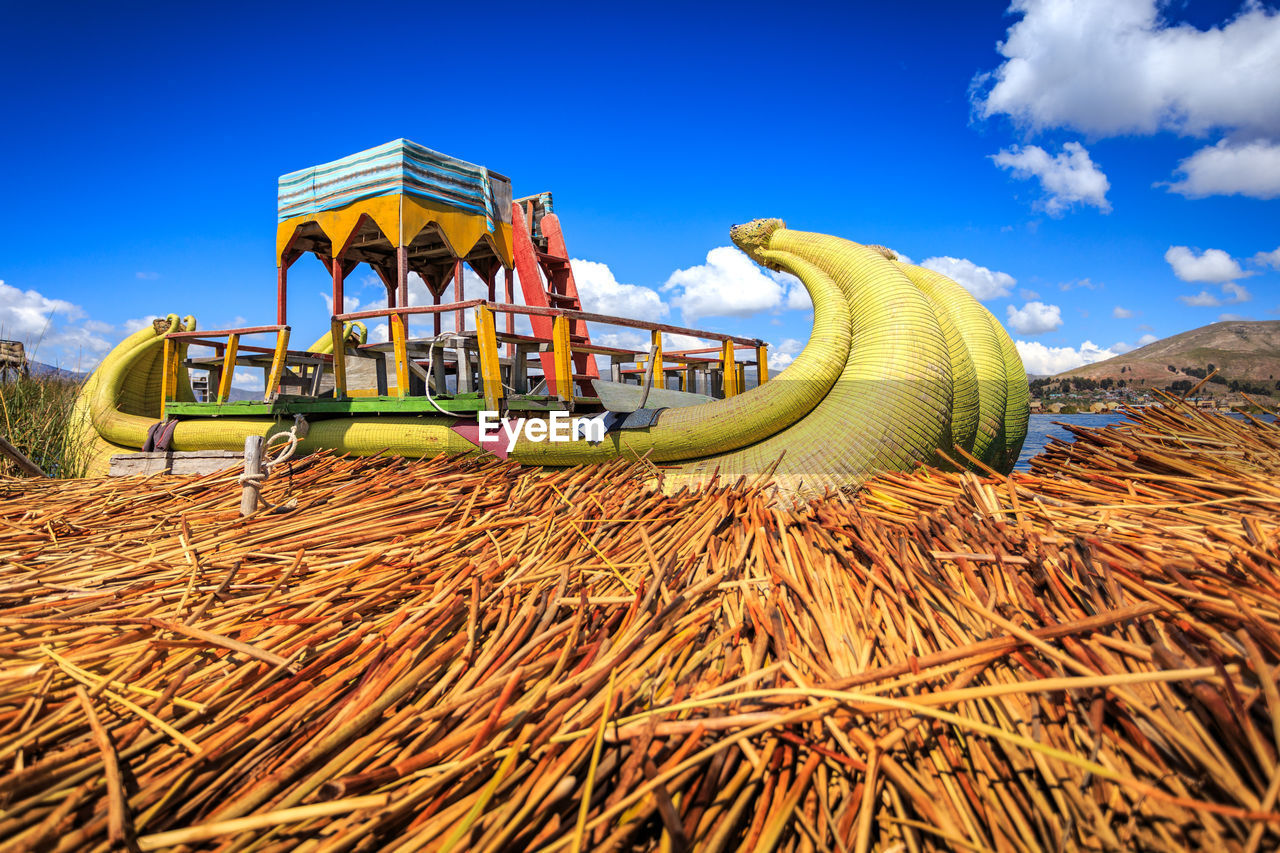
512 195 600 398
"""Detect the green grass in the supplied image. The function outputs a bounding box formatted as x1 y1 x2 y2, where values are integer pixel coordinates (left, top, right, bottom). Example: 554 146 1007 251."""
0 375 89 478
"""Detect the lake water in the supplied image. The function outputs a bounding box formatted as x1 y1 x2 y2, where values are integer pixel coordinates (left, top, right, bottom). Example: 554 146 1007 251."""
1014 413 1126 471
1013 411 1276 471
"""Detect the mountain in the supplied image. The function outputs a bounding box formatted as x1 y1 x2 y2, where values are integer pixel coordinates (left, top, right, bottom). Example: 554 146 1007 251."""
26 362 86 381
1053 320 1280 396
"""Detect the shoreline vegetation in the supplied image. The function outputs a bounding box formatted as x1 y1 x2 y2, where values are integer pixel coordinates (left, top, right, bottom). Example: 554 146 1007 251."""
0 374 88 478
2 398 1279 849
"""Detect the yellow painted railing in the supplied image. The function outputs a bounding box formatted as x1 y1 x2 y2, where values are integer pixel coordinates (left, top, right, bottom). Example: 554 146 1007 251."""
161 325 291 415
329 320 347 398
552 315 573 401
327 301 771 404
217 334 240 404
264 329 291 402
721 341 739 398
390 314 409 399
476 305 504 411
650 331 664 390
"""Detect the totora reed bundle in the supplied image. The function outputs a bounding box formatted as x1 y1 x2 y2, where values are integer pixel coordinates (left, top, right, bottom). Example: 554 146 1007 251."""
2 401 1280 851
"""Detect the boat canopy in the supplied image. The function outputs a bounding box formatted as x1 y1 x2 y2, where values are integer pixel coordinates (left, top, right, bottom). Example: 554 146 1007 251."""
274 139 514 271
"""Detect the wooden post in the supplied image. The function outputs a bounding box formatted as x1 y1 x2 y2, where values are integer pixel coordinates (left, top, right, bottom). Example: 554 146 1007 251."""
217 334 239 404
330 319 347 398
503 267 515 357
391 312 409 398
454 259 465 333
552 315 573 401
331 255 345 317
240 435 263 516
650 331 664 390
264 328 291 402
396 246 409 309
161 336 173 419
638 345 656 410
721 341 739 398
0 432 48 478
756 344 769 385
476 305 503 412
277 265 288 325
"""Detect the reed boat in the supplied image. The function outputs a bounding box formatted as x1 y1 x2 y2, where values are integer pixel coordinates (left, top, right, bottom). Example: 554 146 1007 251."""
73 140 1029 495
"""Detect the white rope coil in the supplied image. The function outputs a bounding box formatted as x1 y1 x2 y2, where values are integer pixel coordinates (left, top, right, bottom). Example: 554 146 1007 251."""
239 416 307 513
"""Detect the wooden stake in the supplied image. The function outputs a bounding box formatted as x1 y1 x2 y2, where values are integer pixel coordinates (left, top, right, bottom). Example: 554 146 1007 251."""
240 435 263 516
0 431 48 478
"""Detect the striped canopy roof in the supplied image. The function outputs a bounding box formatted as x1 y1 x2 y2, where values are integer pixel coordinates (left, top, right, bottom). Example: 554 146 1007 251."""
277 140 513 235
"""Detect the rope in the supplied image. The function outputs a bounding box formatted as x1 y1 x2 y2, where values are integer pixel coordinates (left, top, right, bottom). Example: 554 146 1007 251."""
239 416 307 513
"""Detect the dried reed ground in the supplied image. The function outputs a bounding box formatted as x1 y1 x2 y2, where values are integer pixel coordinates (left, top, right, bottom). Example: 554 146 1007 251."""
1 402 1279 852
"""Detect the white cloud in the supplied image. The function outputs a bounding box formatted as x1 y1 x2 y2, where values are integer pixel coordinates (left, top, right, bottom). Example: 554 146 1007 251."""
664 332 705 351
1222 282 1252 304
1015 339 1121 375
320 292 362 314
1218 313 1252 322
973 0 1280 138
919 256 1015 300
991 142 1112 214
397 269 527 336
1019 288 1041 300
591 329 647 355
122 315 161 334
974 1 1280 199
1164 246 1249 283
135 271 161 281
769 338 805 370
586 328 716 375
1178 290 1222 307
1059 277 1100 291
1006 301 1063 335
232 371 260 390
1252 247 1280 270
664 247 794 322
0 280 112 370
1112 306 1134 319
782 272 811 311
570 259 668 319
1166 138 1280 200
1138 333 1158 345
1112 341 1134 354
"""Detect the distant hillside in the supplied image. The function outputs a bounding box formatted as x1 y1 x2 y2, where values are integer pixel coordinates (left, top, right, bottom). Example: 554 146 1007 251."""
28 361 86 381
14 362 260 402
1054 320 1280 397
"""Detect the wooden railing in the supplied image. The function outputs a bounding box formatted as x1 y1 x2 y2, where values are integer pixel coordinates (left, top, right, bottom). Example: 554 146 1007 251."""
332 300 769 407
162 325 293 412
162 302 770 415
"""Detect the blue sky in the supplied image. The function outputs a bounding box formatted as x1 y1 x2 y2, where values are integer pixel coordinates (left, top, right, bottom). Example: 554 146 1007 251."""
1 0 1277 376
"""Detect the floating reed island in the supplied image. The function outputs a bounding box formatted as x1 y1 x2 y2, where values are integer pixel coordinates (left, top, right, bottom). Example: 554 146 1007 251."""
2 401 1279 851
